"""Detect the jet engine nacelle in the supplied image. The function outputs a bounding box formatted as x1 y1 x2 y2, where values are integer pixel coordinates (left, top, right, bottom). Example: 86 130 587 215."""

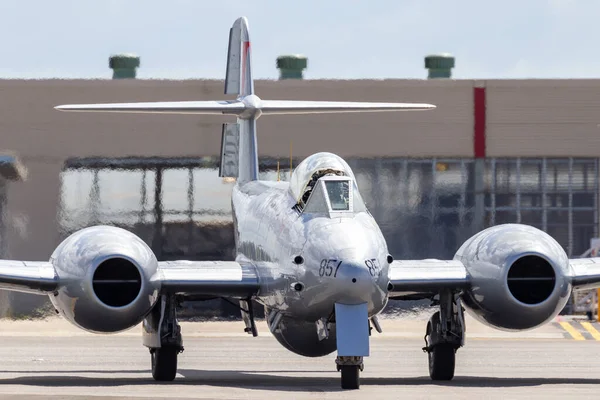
455 224 572 331
49 225 161 333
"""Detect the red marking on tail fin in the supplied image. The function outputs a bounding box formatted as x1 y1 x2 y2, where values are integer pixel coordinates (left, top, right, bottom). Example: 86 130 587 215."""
241 41 251 96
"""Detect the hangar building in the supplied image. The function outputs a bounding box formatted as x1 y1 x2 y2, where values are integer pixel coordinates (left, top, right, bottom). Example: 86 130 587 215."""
0 57 599 315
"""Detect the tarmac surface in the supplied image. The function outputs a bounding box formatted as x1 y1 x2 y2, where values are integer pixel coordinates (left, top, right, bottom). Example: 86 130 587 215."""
0 313 598 399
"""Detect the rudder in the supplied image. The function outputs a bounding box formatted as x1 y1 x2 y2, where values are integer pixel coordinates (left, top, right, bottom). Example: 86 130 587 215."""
218 123 240 178
218 119 258 183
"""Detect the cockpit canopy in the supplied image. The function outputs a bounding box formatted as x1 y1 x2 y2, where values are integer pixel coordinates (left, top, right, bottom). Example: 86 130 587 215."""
290 152 356 203
289 152 367 215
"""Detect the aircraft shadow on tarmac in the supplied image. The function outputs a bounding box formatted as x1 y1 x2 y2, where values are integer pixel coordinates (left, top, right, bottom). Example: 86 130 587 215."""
0 370 600 391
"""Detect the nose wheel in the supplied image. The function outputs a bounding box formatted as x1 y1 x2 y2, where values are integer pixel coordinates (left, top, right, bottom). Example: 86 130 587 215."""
340 365 360 389
336 356 363 390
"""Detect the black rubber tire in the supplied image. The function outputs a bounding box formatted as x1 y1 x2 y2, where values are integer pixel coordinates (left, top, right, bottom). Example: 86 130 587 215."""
340 365 360 389
428 344 455 381
151 347 178 381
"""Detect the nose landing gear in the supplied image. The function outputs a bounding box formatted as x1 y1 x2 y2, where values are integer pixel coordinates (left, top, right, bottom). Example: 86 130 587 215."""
336 356 363 389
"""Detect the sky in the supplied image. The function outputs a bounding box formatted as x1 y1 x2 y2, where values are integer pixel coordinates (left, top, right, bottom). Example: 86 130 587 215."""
0 0 597 80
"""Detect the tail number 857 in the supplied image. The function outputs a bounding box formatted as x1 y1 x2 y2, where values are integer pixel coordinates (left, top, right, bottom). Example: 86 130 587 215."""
319 259 342 277
318 258 381 278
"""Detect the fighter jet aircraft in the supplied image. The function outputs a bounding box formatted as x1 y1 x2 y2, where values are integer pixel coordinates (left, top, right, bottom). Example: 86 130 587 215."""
2 16 599 390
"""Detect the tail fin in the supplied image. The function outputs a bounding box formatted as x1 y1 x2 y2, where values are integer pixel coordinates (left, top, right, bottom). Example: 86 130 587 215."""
218 119 258 182
225 17 253 97
223 17 257 181
55 16 436 184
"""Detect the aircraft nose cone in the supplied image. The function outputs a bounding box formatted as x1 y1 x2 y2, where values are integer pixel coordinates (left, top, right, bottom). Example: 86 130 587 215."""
334 261 377 305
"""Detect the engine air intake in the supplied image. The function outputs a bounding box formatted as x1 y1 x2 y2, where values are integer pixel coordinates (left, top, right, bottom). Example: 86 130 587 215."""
92 258 142 307
507 255 556 305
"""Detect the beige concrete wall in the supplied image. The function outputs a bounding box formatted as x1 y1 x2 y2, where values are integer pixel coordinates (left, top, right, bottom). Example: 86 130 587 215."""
0 77 600 314
0 78 474 262
0 78 476 314
0 78 476 262
1 77 600 263
486 79 600 157
0 79 474 160
1 77 600 260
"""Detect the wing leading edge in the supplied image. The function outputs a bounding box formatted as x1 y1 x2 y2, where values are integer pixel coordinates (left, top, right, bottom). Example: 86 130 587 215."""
1 256 599 301
388 260 470 299
0 260 57 294
569 258 600 290
0 259 259 299
388 257 600 299
157 260 260 298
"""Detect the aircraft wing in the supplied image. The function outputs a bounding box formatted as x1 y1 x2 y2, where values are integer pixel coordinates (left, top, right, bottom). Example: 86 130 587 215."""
569 258 600 290
157 260 260 298
388 259 470 299
0 259 260 298
389 257 600 300
0 260 58 294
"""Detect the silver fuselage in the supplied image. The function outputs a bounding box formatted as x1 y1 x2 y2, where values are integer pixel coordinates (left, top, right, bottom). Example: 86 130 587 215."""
232 179 390 322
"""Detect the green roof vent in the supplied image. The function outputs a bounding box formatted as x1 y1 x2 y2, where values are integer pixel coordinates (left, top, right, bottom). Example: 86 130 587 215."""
109 54 140 79
276 55 308 80
425 54 455 79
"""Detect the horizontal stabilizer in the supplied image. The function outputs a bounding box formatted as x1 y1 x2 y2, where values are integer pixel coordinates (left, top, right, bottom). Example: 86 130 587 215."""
56 99 435 116
54 15 437 186
55 101 245 114
259 100 435 114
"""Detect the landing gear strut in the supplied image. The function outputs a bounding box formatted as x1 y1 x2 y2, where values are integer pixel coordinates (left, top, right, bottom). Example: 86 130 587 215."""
423 290 465 381
336 356 363 389
143 294 184 382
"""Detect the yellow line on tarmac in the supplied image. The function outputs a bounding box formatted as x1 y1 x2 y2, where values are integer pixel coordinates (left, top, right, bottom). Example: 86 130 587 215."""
559 321 586 340
581 322 600 341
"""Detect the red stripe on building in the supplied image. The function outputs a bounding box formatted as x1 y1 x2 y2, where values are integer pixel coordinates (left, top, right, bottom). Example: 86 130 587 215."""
473 86 486 158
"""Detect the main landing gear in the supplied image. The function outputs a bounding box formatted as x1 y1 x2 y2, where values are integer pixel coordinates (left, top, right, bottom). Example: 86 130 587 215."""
423 290 465 381
151 346 179 381
144 295 184 382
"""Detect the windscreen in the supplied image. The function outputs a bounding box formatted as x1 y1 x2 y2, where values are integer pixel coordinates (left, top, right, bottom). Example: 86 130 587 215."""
324 180 350 211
